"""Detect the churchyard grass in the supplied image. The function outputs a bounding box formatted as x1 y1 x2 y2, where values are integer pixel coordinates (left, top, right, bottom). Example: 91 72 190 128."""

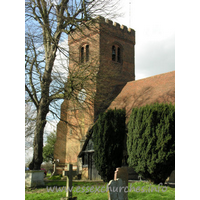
25 181 175 200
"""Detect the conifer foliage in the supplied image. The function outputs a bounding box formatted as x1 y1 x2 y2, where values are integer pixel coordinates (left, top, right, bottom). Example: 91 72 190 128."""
92 109 126 182
127 103 175 184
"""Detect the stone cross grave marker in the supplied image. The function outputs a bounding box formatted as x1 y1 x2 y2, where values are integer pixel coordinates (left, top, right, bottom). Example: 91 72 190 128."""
66 164 73 198
61 164 77 200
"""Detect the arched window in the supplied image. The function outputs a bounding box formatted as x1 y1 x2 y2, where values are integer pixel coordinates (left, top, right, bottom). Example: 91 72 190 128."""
117 47 121 63
81 47 84 63
80 44 89 63
112 45 116 61
86 45 89 62
112 44 122 63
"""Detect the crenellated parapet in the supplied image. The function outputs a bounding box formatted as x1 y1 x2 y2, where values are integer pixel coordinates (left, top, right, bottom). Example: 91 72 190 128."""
96 16 135 36
69 16 135 45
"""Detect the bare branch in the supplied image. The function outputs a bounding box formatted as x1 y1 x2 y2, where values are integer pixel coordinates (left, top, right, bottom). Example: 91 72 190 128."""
25 0 123 170
25 84 39 108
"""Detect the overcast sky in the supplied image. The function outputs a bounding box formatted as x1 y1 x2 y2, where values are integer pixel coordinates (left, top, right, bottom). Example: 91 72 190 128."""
116 0 175 80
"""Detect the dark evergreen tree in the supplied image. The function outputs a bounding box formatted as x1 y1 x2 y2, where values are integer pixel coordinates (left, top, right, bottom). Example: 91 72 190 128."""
92 109 126 182
127 103 175 184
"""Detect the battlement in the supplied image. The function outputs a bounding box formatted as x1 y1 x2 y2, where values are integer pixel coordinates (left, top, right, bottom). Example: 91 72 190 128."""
96 16 135 36
69 16 135 44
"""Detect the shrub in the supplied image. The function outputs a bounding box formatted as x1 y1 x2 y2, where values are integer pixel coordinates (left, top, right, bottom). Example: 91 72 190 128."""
48 174 62 180
127 103 175 184
43 131 57 163
92 109 126 182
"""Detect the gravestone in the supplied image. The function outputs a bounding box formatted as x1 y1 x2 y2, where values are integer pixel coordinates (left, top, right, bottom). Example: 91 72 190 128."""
166 170 175 183
114 167 128 187
107 178 128 200
138 175 142 181
25 170 45 187
51 159 59 177
61 164 77 200
107 167 128 200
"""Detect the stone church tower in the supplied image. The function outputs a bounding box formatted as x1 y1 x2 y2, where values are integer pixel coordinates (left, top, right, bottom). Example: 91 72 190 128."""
54 17 135 175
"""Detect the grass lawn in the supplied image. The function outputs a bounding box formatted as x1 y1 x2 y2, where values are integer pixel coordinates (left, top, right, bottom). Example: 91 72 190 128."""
25 181 175 200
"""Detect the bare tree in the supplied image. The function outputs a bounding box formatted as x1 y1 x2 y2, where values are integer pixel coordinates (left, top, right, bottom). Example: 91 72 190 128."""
25 0 121 170
25 102 36 150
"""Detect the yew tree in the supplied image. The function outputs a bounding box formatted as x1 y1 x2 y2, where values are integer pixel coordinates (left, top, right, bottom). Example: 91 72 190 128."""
25 0 120 170
127 103 175 184
92 109 126 182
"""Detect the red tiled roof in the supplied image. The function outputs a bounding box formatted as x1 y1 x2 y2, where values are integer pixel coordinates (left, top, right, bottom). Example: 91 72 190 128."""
108 71 175 122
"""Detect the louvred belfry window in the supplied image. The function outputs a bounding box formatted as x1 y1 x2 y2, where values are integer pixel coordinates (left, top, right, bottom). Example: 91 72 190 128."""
112 45 116 61
81 47 84 63
112 45 122 63
117 47 121 63
86 45 89 62
80 44 90 63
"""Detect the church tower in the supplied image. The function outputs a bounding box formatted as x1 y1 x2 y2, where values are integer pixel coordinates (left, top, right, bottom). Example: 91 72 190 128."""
54 17 135 175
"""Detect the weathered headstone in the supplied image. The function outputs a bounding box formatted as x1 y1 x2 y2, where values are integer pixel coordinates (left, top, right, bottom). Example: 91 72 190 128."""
107 178 128 200
51 159 59 177
107 167 128 200
114 167 128 187
25 170 45 187
138 175 142 181
61 164 77 200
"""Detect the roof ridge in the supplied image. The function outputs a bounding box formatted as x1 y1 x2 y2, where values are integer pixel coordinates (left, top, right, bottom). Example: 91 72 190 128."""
129 70 175 84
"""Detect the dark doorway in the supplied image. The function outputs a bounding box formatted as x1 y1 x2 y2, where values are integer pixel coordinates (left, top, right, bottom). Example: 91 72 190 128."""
88 153 101 180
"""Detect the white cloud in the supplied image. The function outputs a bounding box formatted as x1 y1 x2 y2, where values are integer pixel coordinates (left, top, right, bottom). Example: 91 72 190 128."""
53 39 69 81
116 0 175 79
135 34 175 79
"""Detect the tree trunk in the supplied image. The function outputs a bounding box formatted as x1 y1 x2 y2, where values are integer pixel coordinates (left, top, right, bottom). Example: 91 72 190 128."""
29 100 49 170
28 24 59 170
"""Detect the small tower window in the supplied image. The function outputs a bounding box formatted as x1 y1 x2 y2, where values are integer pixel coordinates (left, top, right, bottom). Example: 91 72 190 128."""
81 47 84 63
117 47 121 63
112 45 116 61
86 45 89 62
112 44 122 63
80 44 89 63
